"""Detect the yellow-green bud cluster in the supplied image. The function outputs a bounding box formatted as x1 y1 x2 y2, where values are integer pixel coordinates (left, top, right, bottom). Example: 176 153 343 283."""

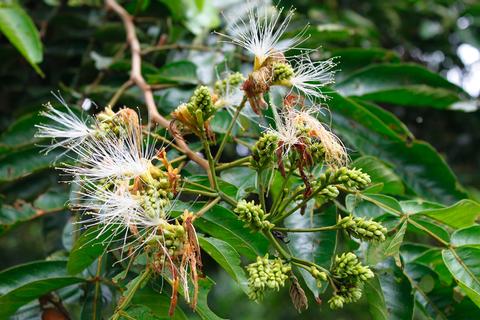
148 223 187 256
234 200 274 231
337 215 387 242
309 266 327 288
328 252 374 309
135 178 174 219
214 72 245 95
328 285 363 309
272 62 294 85
317 167 371 191
246 254 291 301
331 252 374 280
250 133 279 169
162 223 187 256
308 142 325 163
186 86 216 121
95 108 126 137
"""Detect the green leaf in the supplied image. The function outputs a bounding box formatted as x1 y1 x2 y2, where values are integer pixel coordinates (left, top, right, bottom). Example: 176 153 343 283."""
351 156 405 195
333 48 400 82
400 200 444 215
384 220 408 257
412 249 452 285
193 277 226 320
451 225 480 248
442 247 480 307
337 64 466 109
0 112 42 152
408 217 450 243
67 226 114 274
0 146 67 183
81 283 103 320
122 305 162 320
353 99 413 140
365 220 406 266
367 259 414 320
359 193 403 216
358 86 461 109
146 61 198 85
324 91 467 204
365 277 388 320
33 189 69 211
219 167 257 200
198 236 248 294
194 204 269 259
131 286 188 320
0 201 37 236
0 261 84 318
158 0 220 35
0 2 43 76
285 205 337 296
413 199 480 229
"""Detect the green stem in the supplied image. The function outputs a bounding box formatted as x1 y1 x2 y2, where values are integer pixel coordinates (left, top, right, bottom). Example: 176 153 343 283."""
215 156 251 172
202 136 219 189
408 218 449 247
219 192 237 207
181 188 218 198
273 225 339 233
270 168 294 217
264 231 291 260
182 180 216 192
196 197 221 217
111 268 152 320
291 257 330 275
214 96 247 162
258 171 267 213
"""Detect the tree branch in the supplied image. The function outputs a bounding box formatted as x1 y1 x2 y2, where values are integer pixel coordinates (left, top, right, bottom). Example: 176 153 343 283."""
105 0 208 171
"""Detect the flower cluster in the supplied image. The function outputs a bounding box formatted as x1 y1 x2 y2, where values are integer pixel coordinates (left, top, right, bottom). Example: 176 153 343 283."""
328 252 374 309
246 254 291 301
309 266 328 288
37 102 201 311
234 199 274 231
172 86 215 138
337 215 387 242
250 132 280 169
220 6 335 111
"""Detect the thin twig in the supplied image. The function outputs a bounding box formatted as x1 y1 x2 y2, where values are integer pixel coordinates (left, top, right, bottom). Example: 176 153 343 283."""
105 0 209 172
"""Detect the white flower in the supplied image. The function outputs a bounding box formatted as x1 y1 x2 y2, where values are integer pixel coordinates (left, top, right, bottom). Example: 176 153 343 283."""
219 5 306 69
265 107 304 156
73 180 175 259
291 108 348 167
289 55 337 101
63 125 156 182
35 102 95 153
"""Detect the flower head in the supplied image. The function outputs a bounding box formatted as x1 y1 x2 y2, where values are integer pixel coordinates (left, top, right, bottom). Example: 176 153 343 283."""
291 108 348 167
220 5 306 70
63 124 155 182
35 102 95 153
289 55 337 101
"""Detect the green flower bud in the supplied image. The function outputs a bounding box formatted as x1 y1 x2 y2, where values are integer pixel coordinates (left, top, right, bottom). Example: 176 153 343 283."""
328 295 345 309
250 133 279 169
214 72 245 95
234 199 274 231
187 86 215 121
331 252 374 282
338 215 387 242
309 142 325 163
272 62 294 85
246 254 291 301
